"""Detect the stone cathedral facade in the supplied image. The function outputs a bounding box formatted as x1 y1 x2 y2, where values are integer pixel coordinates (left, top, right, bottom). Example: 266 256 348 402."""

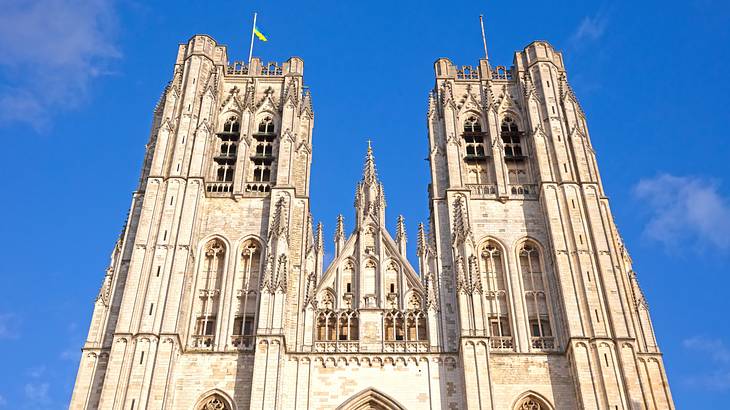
70 35 674 410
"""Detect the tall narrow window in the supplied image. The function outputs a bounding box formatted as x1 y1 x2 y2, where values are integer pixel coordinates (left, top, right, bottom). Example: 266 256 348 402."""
213 116 240 185
233 239 261 350
481 241 513 349
463 116 487 160
192 239 225 349
248 117 277 193
519 241 555 350
501 117 524 158
315 310 337 341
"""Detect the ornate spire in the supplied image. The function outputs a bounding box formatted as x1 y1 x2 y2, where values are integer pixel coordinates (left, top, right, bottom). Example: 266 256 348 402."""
452 196 471 245
396 215 407 256
362 140 378 185
269 196 288 239
315 222 324 253
334 214 345 241
417 222 428 257
396 215 406 243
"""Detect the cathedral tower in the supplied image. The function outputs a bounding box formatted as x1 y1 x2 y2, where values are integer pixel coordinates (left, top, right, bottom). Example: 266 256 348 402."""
70 35 673 410
424 42 673 409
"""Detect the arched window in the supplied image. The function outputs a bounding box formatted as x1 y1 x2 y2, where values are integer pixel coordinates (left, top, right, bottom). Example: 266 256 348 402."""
464 116 482 133
198 394 230 410
519 242 555 350
501 117 523 158
232 239 262 350
258 117 275 133
222 116 240 133
213 116 240 185
337 310 359 341
193 239 226 349
316 310 337 341
515 395 548 410
480 241 513 349
249 117 276 188
463 115 486 160
385 311 405 341
405 310 427 341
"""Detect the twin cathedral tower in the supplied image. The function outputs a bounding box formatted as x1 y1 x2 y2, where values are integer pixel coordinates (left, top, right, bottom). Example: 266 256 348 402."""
70 35 673 409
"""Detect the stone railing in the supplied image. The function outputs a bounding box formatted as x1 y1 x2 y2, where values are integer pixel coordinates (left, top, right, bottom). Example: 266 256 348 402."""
191 335 214 349
489 336 514 350
245 182 271 195
226 62 283 76
456 65 480 80
492 66 513 80
314 341 360 353
383 341 430 353
508 184 538 198
231 335 254 351
531 337 556 350
206 182 233 195
466 184 497 198
226 62 249 75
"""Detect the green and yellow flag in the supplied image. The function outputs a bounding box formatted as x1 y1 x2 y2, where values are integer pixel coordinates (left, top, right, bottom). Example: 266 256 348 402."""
253 25 268 42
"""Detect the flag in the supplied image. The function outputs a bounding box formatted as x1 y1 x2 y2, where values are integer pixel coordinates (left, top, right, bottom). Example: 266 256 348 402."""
253 26 268 42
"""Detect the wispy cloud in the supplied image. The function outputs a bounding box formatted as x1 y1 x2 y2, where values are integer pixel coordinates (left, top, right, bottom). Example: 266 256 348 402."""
682 336 730 390
0 394 7 407
684 336 730 364
0 0 120 130
0 313 20 340
568 9 610 50
24 382 50 404
633 174 730 252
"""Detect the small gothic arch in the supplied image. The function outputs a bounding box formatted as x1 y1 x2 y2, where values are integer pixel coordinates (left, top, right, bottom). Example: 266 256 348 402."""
194 390 236 410
462 114 483 133
511 391 554 410
221 115 240 134
336 388 406 410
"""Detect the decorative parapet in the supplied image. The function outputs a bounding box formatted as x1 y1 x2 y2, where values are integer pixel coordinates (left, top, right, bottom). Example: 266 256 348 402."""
383 341 430 353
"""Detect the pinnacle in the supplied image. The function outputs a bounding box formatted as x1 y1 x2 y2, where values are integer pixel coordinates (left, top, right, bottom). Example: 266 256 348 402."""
362 140 378 185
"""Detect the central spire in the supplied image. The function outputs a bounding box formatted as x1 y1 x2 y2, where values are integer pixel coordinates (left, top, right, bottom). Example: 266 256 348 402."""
362 139 378 185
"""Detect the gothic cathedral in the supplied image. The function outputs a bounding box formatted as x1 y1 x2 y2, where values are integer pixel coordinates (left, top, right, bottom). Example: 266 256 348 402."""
70 35 674 409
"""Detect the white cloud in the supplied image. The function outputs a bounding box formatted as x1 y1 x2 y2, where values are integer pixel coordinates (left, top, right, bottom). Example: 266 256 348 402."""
0 313 20 340
683 336 730 364
569 10 610 49
0 394 7 407
0 0 120 130
682 336 730 390
633 174 730 252
24 382 50 404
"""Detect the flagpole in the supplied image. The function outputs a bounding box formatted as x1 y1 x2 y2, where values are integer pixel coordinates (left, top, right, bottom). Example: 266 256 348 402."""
479 14 489 62
248 12 257 65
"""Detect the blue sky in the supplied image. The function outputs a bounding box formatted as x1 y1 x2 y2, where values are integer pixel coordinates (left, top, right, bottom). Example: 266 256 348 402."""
0 0 728 408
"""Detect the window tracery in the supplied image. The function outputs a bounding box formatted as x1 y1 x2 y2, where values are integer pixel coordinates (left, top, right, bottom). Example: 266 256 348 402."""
480 241 513 349
213 116 240 184
519 242 555 350
193 239 226 349
501 117 524 158
249 117 276 190
232 239 261 349
515 396 545 410
198 395 230 410
463 115 487 160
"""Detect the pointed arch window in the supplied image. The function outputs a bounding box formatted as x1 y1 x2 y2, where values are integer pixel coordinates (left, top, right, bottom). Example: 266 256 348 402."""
249 116 277 190
501 117 525 159
515 396 549 410
316 309 337 341
463 115 487 160
232 239 262 350
213 116 240 184
198 394 230 410
480 241 513 349
519 242 555 350
385 311 405 341
192 239 226 349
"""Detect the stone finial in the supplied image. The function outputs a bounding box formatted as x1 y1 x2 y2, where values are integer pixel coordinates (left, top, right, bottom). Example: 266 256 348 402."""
334 214 345 241
270 197 288 239
362 140 378 185
396 215 407 256
417 222 427 257
316 222 324 253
